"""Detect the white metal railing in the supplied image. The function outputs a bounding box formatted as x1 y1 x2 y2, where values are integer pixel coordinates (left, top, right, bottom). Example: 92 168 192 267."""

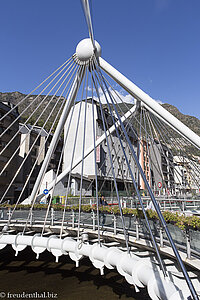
50 196 200 212
0 208 200 262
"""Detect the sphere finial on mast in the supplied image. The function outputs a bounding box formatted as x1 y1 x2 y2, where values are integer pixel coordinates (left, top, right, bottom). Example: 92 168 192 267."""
75 38 101 64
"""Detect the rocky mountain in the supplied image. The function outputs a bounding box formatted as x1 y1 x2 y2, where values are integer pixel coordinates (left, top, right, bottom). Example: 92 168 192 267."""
162 103 200 137
0 91 200 137
0 91 64 132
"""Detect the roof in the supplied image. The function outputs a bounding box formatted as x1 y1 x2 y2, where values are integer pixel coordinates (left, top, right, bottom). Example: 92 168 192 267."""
19 123 48 137
0 101 19 117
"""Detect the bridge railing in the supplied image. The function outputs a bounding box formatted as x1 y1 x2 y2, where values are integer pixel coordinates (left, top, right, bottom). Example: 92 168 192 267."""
46 196 200 212
122 197 200 213
0 208 200 263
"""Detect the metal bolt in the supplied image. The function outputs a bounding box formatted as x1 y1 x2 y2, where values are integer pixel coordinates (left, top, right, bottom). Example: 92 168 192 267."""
82 233 89 243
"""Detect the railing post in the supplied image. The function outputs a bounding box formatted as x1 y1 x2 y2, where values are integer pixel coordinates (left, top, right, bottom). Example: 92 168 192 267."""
7 208 11 222
186 229 191 260
182 200 185 212
113 214 117 235
130 198 133 209
92 210 95 231
72 210 75 228
159 225 164 248
124 199 126 208
29 210 33 226
135 218 139 240
51 207 54 226
0 209 4 219
146 199 149 209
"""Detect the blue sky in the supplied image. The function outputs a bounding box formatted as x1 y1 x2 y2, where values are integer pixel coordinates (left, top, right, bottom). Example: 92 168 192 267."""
0 0 200 118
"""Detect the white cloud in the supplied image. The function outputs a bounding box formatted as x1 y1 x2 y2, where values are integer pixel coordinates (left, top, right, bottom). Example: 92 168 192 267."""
155 99 163 104
86 86 92 91
89 84 163 106
93 87 134 105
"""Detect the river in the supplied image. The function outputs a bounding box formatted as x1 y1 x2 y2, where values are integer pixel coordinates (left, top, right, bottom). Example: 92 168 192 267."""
0 246 150 300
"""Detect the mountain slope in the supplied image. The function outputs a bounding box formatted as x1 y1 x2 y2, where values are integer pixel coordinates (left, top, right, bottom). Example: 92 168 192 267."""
162 103 200 136
0 91 199 137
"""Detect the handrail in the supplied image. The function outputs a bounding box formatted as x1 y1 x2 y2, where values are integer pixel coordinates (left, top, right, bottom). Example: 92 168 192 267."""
0 209 200 264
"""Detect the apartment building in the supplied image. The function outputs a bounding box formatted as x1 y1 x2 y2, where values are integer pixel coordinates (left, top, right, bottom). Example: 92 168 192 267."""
149 140 174 194
174 155 199 195
139 139 151 192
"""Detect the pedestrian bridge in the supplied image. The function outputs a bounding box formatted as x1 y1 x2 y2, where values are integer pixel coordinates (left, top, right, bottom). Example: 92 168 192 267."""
0 208 200 299
0 1 200 299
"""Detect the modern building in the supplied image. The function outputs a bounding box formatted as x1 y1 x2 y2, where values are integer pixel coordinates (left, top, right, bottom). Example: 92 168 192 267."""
174 155 199 196
0 102 21 203
62 99 138 196
18 123 63 201
40 170 93 198
2 99 190 202
139 139 151 192
149 140 175 195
